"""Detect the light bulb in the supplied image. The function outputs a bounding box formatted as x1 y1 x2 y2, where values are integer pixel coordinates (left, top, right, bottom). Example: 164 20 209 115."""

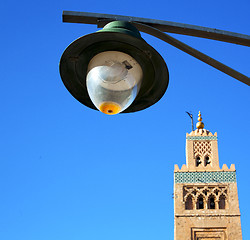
86 51 143 115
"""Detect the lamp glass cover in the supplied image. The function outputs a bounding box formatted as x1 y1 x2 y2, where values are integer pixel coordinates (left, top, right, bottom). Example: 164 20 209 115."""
86 51 143 115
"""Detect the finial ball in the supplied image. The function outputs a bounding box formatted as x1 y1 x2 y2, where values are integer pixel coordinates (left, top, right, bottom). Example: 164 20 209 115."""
196 111 204 129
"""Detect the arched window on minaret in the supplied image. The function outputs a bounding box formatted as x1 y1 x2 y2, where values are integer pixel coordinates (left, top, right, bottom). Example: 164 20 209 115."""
204 155 211 167
196 156 201 167
208 195 216 209
219 195 226 209
185 195 193 210
196 195 204 209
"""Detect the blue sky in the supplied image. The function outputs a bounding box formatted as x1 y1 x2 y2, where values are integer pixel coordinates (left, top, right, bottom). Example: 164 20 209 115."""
1 0 249 239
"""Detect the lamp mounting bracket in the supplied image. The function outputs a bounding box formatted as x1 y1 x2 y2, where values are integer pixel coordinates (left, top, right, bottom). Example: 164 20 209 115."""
62 11 250 86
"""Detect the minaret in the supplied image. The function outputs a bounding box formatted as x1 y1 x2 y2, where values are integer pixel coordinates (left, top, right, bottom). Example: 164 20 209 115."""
174 112 242 240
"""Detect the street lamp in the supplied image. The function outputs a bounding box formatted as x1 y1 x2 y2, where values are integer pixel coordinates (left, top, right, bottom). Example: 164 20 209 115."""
60 21 169 114
60 11 250 115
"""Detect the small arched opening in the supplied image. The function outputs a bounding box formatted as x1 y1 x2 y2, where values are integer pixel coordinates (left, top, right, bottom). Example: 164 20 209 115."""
204 156 211 166
219 195 226 209
196 156 201 167
196 196 204 209
208 195 216 209
185 195 193 210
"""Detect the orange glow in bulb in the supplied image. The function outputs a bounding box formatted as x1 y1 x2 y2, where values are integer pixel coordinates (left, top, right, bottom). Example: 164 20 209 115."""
99 102 121 115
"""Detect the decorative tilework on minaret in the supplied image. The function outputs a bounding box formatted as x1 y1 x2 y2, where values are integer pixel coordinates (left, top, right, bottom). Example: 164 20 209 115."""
174 112 242 240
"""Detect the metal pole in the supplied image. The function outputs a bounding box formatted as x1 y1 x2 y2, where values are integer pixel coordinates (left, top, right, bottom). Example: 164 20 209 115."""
186 112 194 132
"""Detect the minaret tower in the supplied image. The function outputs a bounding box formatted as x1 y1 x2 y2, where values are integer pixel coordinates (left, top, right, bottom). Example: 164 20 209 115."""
174 112 242 240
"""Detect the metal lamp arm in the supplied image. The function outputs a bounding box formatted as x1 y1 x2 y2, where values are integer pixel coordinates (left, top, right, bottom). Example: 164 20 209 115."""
132 22 250 86
63 11 250 86
63 11 250 47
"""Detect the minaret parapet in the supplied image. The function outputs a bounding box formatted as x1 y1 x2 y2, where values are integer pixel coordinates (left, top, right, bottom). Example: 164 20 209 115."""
174 163 235 172
187 129 216 137
174 164 180 171
181 164 188 171
222 164 229 171
230 164 236 171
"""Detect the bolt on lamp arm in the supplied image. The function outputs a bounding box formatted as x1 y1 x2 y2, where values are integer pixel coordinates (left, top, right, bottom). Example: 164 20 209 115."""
63 11 250 86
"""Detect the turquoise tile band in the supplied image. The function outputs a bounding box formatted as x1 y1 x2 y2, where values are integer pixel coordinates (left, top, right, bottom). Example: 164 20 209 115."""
186 136 217 140
175 171 236 183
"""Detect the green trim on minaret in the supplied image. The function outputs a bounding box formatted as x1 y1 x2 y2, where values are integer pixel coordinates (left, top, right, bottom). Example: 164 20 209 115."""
174 171 236 183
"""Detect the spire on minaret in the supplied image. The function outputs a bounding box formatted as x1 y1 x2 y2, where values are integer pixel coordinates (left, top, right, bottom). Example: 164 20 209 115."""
196 111 204 129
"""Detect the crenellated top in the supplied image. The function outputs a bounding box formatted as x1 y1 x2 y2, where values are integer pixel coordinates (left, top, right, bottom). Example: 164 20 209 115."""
186 130 217 141
187 129 216 137
174 163 236 172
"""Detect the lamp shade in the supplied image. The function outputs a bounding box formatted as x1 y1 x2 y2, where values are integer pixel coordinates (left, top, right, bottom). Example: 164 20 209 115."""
59 21 169 113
